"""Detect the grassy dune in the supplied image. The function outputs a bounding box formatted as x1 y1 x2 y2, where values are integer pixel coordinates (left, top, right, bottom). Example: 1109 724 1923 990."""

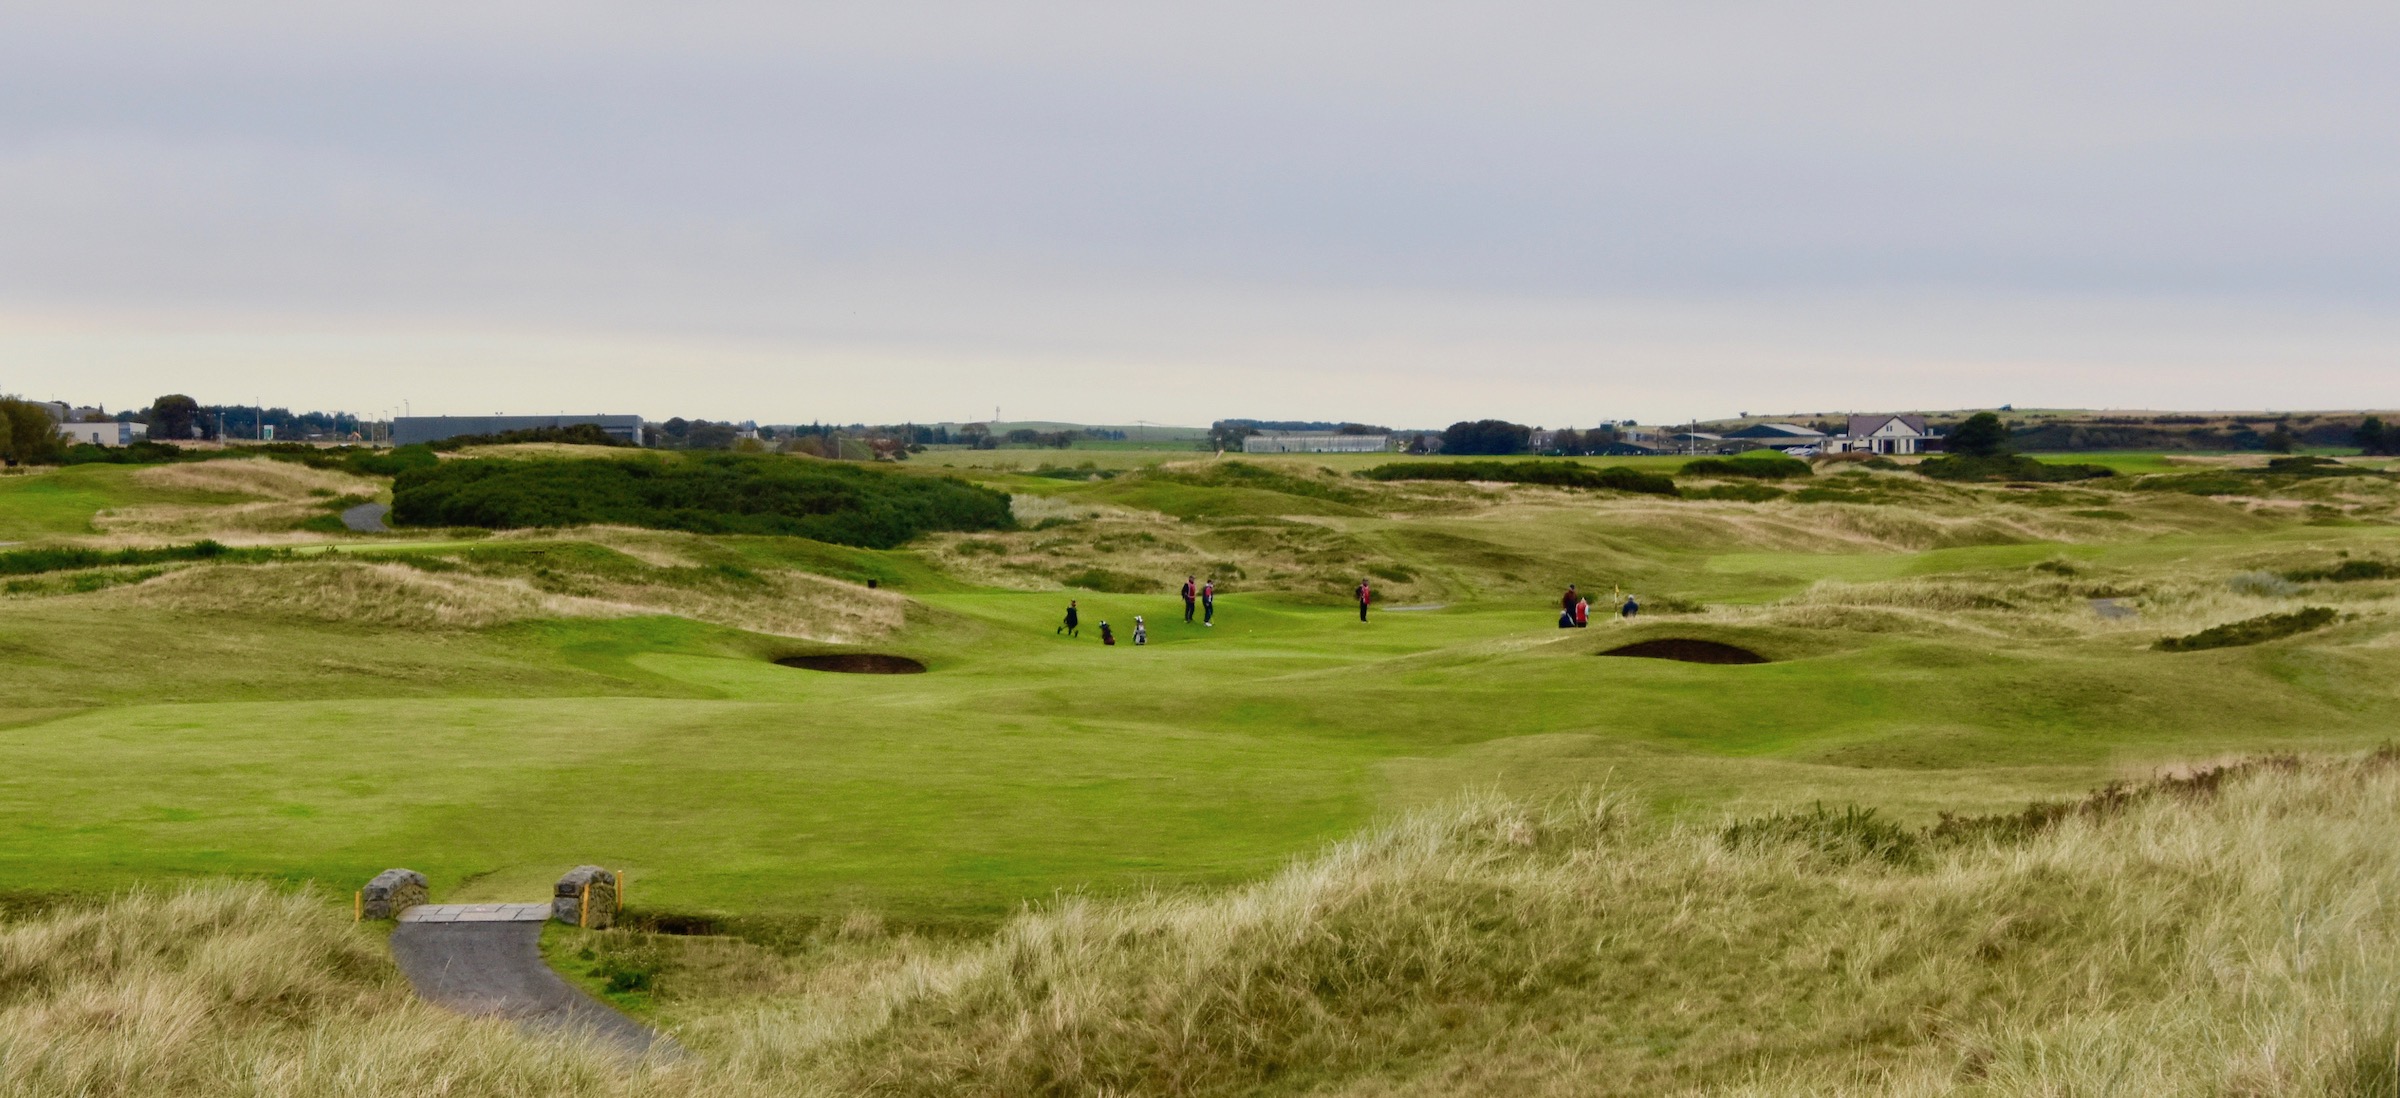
4 756 2398 1096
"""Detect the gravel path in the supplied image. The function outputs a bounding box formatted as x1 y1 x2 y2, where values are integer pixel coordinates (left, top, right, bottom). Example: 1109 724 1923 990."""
341 502 391 533
389 907 668 1057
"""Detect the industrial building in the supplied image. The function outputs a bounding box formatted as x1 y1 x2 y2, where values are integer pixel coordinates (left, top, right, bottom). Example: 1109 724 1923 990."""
390 415 644 447
59 421 147 447
1240 432 1393 454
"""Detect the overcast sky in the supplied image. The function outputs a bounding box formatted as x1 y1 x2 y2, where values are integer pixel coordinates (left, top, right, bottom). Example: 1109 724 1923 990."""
3 2 2396 425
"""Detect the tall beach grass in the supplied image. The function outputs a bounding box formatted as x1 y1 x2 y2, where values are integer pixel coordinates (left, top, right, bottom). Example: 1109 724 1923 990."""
5 754 2399 1095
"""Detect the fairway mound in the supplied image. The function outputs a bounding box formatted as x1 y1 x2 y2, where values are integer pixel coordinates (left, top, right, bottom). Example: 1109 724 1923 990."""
775 652 927 674
1600 638 1769 664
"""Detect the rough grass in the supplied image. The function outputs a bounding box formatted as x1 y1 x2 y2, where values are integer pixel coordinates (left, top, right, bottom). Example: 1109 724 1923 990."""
96 559 623 629
92 459 384 540
9 755 2400 1096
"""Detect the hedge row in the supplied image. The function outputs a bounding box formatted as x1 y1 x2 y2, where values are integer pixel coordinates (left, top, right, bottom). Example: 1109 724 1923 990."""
391 453 1014 548
1359 461 1679 496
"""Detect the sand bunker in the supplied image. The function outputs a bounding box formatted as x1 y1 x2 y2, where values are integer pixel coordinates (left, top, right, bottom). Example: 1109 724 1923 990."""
774 653 928 674
1600 639 1770 665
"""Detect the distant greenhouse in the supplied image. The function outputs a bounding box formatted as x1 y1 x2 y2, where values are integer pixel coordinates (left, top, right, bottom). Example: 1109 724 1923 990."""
391 415 644 447
1241 433 1393 454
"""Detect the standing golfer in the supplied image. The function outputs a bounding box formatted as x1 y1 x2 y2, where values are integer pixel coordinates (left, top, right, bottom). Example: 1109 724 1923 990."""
1059 599 1080 637
1356 578 1372 622
1575 595 1591 628
1202 579 1216 626
1181 575 1198 623
1620 595 1640 620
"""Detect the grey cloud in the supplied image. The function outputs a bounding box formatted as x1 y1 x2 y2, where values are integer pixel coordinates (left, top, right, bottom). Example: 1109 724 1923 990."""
1 1 2395 419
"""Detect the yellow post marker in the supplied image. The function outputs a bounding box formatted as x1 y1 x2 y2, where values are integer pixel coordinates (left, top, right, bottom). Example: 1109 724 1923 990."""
354 891 362 922
579 882 590 928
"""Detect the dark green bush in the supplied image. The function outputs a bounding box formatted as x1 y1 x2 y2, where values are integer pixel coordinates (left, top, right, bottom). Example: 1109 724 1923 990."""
1360 461 1678 496
1061 567 1156 594
0 539 280 576
2262 455 2376 478
1678 453 1812 480
59 440 192 465
425 423 633 451
2154 607 2338 652
1028 463 1118 481
390 453 1012 548
2283 559 2397 583
1916 454 2115 482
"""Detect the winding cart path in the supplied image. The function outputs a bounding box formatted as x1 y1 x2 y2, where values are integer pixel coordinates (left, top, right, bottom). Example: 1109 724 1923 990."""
388 904 667 1056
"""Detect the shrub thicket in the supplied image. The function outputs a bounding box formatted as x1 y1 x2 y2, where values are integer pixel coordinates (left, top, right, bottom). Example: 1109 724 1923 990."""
1677 453 1812 480
2154 606 2338 652
0 540 283 576
391 453 1013 548
1438 419 1533 455
59 440 193 465
1916 453 2115 482
1360 461 1678 496
2284 559 2398 584
424 423 633 451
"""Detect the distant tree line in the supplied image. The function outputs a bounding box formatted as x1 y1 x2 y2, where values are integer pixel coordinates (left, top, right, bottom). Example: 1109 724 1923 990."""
1434 420 1630 456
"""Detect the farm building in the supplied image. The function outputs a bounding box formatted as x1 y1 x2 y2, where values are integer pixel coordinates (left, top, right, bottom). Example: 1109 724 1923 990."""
1241 433 1393 454
391 414 645 447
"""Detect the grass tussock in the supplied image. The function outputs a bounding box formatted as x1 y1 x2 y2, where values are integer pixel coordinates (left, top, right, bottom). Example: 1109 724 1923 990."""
0 882 675 1096
18 758 2400 1096
87 459 384 540
9 758 2400 1095
93 560 623 629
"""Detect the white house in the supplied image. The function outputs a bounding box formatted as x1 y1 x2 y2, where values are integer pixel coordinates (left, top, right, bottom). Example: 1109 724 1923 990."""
1829 415 1934 455
59 421 147 447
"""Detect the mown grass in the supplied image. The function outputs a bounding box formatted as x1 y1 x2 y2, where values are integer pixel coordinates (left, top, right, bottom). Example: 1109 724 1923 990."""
1 452 2396 931
0 464 257 541
8 755 2400 1095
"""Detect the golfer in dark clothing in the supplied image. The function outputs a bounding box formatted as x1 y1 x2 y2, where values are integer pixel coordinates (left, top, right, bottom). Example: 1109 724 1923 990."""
1621 596 1639 619
1059 599 1080 637
1562 585 1579 616
1182 576 1197 623
1356 579 1372 621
